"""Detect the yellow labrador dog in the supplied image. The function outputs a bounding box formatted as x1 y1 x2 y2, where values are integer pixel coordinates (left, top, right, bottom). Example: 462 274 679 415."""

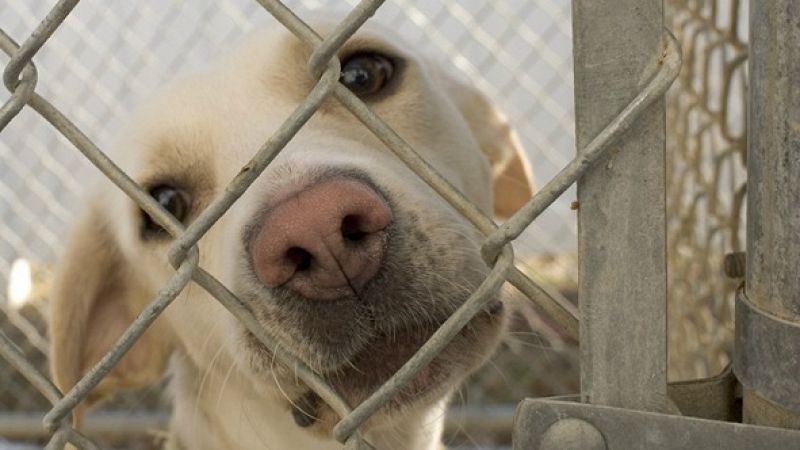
50 21 533 450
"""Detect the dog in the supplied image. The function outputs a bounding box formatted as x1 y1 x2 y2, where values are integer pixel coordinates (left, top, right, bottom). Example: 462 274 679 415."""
49 20 534 450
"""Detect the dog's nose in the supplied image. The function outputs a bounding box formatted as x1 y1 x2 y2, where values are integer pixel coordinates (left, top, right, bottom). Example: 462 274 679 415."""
251 178 392 300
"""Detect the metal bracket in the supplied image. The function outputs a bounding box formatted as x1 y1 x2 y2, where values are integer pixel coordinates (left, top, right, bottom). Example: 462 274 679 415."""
734 289 800 413
666 364 740 421
513 398 800 450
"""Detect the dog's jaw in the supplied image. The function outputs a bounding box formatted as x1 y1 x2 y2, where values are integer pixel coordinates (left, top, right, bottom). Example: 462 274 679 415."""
223 299 505 446
167 348 451 450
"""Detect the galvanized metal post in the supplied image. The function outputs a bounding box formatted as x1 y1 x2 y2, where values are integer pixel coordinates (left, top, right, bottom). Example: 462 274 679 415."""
737 0 800 428
572 0 668 412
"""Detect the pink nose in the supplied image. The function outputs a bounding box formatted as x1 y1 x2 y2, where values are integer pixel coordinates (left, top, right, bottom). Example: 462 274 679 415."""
250 178 392 300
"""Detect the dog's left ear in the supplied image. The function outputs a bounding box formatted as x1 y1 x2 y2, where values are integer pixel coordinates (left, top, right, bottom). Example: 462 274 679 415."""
446 77 535 219
49 199 172 416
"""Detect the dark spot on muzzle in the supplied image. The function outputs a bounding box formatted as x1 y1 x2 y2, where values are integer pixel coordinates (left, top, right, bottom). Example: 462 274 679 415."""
485 299 504 316
291 391 320 428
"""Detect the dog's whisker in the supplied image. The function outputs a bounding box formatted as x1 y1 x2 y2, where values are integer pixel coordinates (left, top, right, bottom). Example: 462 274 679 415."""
266 339 325 430
190 304 225 417
290 391 321 428
215 358 238 412
193 341 227 426
240 393 275 450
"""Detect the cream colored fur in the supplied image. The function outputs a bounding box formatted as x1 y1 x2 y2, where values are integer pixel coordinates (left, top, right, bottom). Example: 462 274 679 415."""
50 21 533 450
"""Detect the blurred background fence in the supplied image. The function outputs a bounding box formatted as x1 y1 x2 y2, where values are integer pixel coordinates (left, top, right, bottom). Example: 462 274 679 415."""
0 0 746 448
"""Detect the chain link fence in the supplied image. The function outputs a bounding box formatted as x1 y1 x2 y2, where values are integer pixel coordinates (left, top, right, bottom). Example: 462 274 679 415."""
0 0 746 448
665 0 748 381
1 1 579 448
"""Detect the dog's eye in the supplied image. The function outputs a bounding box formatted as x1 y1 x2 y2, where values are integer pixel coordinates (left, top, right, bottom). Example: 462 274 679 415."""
142 185 190 235
339 53 394 97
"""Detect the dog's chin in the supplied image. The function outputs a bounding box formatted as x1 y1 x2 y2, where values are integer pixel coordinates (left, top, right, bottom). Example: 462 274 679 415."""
240 299 505 433
331 302 505 406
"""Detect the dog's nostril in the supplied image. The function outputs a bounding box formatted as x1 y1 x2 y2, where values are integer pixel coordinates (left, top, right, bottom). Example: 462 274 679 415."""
286 247 313 272
341 214 368 242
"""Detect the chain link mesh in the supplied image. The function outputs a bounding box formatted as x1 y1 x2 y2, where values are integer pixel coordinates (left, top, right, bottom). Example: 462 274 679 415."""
0 0 587 447
0 3 575 446
665 0 747 381
0 0 740 448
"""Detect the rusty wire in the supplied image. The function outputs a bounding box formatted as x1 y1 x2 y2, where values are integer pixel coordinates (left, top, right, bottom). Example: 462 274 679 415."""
0 0 681 447
665 0 747 381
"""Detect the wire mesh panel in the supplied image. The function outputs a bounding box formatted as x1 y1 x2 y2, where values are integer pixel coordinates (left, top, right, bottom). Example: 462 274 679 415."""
0 1 581 448
665 0 748 381
0 0 748 448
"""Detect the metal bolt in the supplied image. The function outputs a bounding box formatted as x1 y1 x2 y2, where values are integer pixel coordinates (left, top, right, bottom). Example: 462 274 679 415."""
540 418 606 450
724 252 746 279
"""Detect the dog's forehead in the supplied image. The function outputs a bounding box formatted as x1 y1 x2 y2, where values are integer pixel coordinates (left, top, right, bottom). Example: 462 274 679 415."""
228 22 427 96
118 21 459 190
235 20 422 67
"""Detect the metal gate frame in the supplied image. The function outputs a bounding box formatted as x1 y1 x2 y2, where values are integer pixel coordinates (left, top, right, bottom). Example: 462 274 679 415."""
514 1 800 448
0 0 798 449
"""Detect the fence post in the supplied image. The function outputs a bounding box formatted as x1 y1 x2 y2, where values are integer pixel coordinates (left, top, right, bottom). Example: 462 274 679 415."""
572 0 668 412
737 0 800 428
